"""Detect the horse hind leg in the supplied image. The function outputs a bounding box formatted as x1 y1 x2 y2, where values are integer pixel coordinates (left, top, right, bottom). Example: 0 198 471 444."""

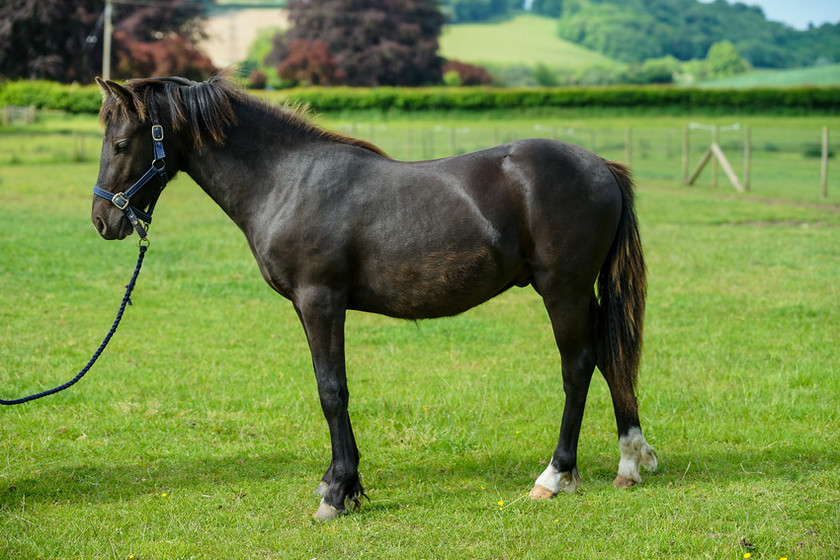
529 293 598 499
599 355 658 488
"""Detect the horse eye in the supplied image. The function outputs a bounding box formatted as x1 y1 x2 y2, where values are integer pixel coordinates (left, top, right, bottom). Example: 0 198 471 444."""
115 140 130 153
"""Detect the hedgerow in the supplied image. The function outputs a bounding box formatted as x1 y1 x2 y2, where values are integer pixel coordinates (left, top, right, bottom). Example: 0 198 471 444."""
0 81 101 113
1 80 837 114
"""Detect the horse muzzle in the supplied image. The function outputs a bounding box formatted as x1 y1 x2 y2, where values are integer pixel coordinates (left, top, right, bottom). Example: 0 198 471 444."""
92 202 134 240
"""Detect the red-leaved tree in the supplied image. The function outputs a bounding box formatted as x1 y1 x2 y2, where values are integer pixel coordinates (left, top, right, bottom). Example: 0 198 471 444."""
113 31 216 82
277 39 347 86
442 60 494 85
268 0 445 87
0 0 214 83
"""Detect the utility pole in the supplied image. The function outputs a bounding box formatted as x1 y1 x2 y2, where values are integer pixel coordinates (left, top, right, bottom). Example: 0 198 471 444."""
103 0 113 80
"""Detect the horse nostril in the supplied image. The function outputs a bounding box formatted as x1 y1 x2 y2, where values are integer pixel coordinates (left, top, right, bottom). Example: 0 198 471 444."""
94 216 107 235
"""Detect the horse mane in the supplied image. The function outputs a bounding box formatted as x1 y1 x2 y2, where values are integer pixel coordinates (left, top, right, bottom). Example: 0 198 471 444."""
100 74 389 157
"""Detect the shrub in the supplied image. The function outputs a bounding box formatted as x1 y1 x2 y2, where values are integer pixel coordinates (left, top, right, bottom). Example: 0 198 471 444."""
442 60 494 86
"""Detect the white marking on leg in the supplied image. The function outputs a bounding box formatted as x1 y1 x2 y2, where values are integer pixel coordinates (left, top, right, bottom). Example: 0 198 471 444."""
616 427 658 486
535 463 562 493
530 461 581 499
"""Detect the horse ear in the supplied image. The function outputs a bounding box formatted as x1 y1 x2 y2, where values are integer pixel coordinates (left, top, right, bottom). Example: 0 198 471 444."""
98 78 138 115
95 76 110 94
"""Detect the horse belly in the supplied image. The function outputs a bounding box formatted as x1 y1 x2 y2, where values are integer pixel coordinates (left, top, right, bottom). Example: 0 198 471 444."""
351 242 519 319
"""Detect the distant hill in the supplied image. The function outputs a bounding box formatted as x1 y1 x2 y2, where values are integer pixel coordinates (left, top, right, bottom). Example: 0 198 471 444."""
554 0 840 68
699 63 840 88
440 0 839 69
439 14 614 69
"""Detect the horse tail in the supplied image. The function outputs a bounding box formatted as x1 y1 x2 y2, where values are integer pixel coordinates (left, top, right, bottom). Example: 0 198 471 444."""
597 161 647 393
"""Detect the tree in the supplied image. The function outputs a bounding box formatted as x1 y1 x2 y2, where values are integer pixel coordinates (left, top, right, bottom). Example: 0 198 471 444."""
277 39 347 86
705 40 749 77
443 0 522 23
113 31 216 82
554 0 840 68
269 0 446 87
0 0 102 83
0 0 214 83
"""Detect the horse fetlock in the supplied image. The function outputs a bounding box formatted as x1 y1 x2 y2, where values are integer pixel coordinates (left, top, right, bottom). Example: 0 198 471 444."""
530 464 581 499
314 480 329 497
615 427 658 488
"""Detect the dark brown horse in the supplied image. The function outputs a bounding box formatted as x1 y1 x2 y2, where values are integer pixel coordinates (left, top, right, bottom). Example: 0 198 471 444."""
91 76 657 519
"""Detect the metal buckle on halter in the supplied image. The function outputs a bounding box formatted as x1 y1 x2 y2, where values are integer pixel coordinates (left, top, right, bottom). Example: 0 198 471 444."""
151 124 164 142
111 192 130 210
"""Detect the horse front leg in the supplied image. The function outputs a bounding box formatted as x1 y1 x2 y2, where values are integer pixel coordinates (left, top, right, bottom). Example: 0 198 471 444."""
294 287 363 520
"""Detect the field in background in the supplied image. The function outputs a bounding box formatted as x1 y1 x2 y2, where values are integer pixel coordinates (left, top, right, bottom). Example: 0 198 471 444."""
439 13 615 69
1 112 840 558
700 63 840 88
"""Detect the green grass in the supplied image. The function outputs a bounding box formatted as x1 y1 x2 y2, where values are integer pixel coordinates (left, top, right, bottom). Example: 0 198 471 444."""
439 13 615 69
2 114 840 558
700 63 840 88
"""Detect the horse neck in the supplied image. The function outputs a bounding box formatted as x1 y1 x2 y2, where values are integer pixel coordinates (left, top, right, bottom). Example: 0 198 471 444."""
179 101 304 231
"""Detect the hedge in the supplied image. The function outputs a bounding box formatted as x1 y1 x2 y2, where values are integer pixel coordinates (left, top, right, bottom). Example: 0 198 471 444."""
0 81 101 114
265 86 840 113
1 80 838 114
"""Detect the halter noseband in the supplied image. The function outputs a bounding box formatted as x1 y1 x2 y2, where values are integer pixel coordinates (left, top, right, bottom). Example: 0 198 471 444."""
92 120 169 240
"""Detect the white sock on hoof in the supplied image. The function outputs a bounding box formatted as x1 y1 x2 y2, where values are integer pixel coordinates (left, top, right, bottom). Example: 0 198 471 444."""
531 463 581 498
616 427 658 485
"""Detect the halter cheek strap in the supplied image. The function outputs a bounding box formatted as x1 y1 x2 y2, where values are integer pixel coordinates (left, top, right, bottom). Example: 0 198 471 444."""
93 122 169 240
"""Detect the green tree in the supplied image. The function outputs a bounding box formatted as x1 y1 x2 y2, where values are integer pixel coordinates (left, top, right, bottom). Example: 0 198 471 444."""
553 0 840 68
705 40 749 77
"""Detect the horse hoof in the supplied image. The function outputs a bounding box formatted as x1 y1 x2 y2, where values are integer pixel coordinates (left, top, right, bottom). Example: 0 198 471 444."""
313 500 346 521
314 481 329 497
613 475 637 489
528 484 556 500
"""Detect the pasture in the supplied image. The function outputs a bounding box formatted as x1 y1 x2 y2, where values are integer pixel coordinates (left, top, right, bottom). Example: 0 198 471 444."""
439 13 615 69
1 111 839 559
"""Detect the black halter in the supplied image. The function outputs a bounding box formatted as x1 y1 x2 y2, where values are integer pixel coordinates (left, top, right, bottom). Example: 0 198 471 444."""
92 120 169 240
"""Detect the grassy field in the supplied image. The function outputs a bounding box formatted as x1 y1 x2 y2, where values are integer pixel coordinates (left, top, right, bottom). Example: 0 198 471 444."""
1 113 840 559
439 13 615 69
699 63 840 88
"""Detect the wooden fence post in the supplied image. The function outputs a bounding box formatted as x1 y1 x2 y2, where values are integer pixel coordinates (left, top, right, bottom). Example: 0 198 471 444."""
682 125 689 184
712 125 719 188
743 125 751 192
625 127 632 167
822 126 830 199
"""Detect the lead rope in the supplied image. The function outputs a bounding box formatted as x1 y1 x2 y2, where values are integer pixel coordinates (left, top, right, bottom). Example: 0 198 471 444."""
0 242 149 406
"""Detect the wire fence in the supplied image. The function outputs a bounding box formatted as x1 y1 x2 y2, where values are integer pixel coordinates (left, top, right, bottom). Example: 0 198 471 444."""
2 112 837 204
334 122 838 203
